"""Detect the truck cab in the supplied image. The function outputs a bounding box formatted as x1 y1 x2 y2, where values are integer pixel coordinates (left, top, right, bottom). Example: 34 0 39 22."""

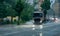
33 12 44 25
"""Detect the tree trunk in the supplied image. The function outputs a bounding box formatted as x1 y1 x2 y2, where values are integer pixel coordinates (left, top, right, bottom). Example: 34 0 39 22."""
44 15 46 21
17 16 20 25
11 16 13 24
43 10 47 22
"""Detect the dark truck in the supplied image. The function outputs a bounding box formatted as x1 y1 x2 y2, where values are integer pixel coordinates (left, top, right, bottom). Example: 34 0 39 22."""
33 12 44 24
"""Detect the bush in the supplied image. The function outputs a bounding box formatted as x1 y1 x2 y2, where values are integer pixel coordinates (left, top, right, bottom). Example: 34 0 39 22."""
21 15 31 21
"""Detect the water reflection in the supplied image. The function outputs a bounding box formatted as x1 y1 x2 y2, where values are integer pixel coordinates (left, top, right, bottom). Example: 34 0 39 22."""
32 33 42 36
32 25 35 30
32 25 43 36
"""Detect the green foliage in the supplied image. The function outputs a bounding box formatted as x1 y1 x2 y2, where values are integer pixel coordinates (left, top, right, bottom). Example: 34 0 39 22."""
21 4 34 21
0 3 7 18
6 5 17 16
0 0 4 3
0 1 17 18
0 0 18 24
13 0 26 25
14 0 25 14
41 0 51 10
41 0 51 22
0 0 34 24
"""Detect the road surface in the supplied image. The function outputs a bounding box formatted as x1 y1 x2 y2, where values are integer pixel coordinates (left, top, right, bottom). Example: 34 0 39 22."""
0 22 60 36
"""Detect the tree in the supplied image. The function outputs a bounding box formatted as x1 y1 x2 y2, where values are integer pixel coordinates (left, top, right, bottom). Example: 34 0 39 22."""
6 5 17 23
4 0 18 24
14 0 25 25
0 0 4 3
41 0 51 21
0 1 8 23
21 3 34 21
0 4 7 18
0 0 17 24
0 1 7 18
5 0 18 7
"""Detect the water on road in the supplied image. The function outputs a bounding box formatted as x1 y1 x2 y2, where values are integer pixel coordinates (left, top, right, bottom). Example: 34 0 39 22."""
0 20 60 36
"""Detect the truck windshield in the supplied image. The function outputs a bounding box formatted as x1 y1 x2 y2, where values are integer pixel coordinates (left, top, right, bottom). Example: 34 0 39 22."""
33 13 43 17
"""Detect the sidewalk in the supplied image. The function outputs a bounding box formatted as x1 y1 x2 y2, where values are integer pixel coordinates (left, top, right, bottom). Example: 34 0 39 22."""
0 24 34 28
0 18 60 28
0 24 17 28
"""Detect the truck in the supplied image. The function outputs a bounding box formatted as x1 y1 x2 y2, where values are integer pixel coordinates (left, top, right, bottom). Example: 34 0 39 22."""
33 12 44 25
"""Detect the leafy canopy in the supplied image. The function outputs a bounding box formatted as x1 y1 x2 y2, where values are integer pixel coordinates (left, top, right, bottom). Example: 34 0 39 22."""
41 0 51 10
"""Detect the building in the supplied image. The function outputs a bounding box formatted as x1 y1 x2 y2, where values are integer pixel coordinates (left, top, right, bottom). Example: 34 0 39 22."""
34 0 44 12
26 0 44 11
26 0 34 5
53 0 60 17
